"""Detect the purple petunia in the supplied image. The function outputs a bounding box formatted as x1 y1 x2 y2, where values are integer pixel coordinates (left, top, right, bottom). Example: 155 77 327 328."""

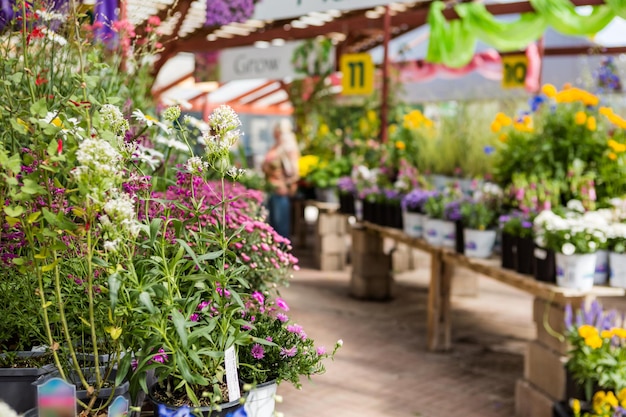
251 343 265 360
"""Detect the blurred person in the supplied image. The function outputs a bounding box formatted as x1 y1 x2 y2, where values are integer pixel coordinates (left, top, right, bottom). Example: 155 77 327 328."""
262 119 300 238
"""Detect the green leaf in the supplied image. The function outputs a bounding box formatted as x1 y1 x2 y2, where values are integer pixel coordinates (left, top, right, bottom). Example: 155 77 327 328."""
30 99 48 118
197 250 224 262
139 291 155 314
108 273 120 308
4 205 24 217
22 179 46 195
41 260 59 272
27 211 41 224
171 309 188 348
116 354 132 386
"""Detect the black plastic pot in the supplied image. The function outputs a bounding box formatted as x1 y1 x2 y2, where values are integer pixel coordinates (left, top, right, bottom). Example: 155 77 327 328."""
534 245 556 283
339 193 355 215
363 200 374 223
372 202 384 226
386 203 403 229
0 351 55 413
454 221 465 254
516 236 535 275
148 384 245 417
500 233 517 270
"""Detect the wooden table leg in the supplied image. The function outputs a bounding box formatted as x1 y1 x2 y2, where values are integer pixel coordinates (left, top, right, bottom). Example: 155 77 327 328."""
427 251 443 351
441 261 454 351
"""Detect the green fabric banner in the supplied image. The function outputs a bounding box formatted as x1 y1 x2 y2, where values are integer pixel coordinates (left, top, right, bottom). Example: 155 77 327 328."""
606 0 626 19
528 0 614 36
455 2 547 52
426 1 477 68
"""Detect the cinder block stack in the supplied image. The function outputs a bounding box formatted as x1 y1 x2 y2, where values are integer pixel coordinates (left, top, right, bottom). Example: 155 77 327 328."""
516 298 572 417
350 226 393 300
313 211 348 271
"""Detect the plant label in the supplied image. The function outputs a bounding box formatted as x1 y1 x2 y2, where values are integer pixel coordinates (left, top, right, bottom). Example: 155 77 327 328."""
224 346 241 402
37 377 76 417
108 396 129 417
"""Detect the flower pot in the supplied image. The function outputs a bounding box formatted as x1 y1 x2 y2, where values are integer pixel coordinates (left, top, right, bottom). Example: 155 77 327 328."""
555 252 597 291
387 203 403 229
354 199 363 221
500 233 517 270
440 220 456 249
424 218 444 247
148 384 245 417
594 249 609 285
609 251 626 288
314 187 338 204
402 211 424 238
0 352 55 413
244 380 277 417
463 229 497 259
533 246 556 283
454 221 464 254
338 193 355 215
362 200 374 223
516 236 535 276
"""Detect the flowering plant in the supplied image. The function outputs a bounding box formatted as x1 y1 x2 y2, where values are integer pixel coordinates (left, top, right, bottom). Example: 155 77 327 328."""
499 211 534 239
460 200 498 230
423 192 444 219
607 222 626 254
564 301 626 402
238 294 341 388
533 209 608 254
401 189 435 213
336 176 356 195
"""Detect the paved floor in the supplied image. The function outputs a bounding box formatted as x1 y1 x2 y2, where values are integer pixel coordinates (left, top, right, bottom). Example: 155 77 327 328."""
276 247 536 417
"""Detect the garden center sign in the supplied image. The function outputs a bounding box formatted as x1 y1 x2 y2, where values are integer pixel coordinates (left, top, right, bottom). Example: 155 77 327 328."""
252 0 415 21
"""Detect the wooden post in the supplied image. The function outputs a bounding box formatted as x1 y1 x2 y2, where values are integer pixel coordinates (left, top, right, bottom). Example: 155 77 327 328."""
380 5 391 144
427 252 443 351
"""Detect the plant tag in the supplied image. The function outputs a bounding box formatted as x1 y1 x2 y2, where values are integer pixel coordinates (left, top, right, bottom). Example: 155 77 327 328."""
224 346 241 402
534 248 547 260
37 377 76 417
108 396 129 417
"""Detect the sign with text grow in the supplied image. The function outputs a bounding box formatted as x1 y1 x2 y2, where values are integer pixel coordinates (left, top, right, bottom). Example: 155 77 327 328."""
219 42 302 82
340 53 374 96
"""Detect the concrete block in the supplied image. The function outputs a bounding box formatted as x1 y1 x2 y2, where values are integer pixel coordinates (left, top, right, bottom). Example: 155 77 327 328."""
391 244 414 273
314 234 348 255
352 253 392 277
350 270 394 300
524 340 567 401
315 253 346 271
533 298 568 355
515 379 555 417
450 267 479 297
317 213 347 236
351 227 383 255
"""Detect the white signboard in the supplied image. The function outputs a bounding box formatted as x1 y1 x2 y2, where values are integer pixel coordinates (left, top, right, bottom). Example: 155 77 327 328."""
253 0 415 22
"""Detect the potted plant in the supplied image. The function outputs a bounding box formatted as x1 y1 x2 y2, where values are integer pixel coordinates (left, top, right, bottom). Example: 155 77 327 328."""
499 212 535 274
442 199 463 251
607 221 626 288
381 188 403 229
423 192 445 247
534 210 607 291
460 201 498 258
336 176 356 215
401 189 433 238
238 294 341 417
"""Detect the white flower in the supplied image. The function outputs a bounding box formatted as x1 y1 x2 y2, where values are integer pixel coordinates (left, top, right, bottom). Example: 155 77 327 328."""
566 199 585 213
185 156 208 174
134 145 164 170
103 193 136 232
41 112 79 136
208 105 241 134
227 167 246 180
44 28 67 46
155 135 189 152
336 339 343 347
35 10 65 21
74 138 122 181
561 242 576 256
588 241 597 251
103 239 120 252
100 104 129 137
133 109 170 133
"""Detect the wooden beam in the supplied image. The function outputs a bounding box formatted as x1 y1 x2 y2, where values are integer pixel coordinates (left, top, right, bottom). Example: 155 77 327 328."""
229 80 278 103
152 72 195 98
241 82 285 104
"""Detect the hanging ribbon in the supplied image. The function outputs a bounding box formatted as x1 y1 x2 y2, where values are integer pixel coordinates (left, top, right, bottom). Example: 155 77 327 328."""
426 1 477 68
606 0 626 19
529 0 614 36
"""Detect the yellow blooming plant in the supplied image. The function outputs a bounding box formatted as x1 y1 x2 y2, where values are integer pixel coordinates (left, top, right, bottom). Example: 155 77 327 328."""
492 83 626 202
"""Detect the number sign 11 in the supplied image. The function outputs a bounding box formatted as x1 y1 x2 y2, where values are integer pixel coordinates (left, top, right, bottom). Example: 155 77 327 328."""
340 53 374 95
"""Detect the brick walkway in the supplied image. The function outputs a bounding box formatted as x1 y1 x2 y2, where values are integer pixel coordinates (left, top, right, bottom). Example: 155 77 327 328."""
275 249 536 417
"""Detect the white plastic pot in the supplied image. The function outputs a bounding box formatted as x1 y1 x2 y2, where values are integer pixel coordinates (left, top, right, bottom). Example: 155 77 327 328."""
402 211 425 238
594 249 609 285
463 229 497 259
244 380 277 417
441 220 456 249
555 252 597 291
609 251 626 289
424 218 444 247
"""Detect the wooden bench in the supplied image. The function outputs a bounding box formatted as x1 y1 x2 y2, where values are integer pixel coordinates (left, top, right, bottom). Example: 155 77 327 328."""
355 221 626 417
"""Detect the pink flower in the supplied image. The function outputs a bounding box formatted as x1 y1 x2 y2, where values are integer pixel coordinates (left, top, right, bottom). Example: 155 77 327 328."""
189 313 199 322
286 324 303 334
241 253 251 262
235 242 243 249
265 336 273 342
252 291 264 305
280 346 297 358
251 344 265 360
198 301 210 311
261 243 270 252
275 297 289 311
152 348 168 363
276 313 288 323
316 346 326 356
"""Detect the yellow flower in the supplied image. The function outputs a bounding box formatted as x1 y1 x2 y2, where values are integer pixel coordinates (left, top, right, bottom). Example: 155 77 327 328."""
612 328 626 338
491 121 502 133
395 141 406 150
571 399 581 416
594 391 607 413
367 109 377 123
523 115 532 125
574 111 587 125
587 116 597 131
584 334 603 349
318 123 330 136
578 324 598 338
298 155 320 178
389 124 398 135
600 106 613 117
51 117 63 128
601 329 614 339
606 391 619 407
542 84 557 98
495 112 512 126
609 152 618 161
617 388 626 406
499 133 508 143
16 118 29 129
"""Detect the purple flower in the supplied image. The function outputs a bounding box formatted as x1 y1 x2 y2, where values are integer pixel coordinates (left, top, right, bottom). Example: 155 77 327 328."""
276 313 288 323
564 304 573 329
286 324 303 334
483 146 495 155
131 358 138 371
337 176 356 193
152 348 168 363
275 297 289 311
280 346 297 358
401 189 434 212
189 313 199 322
251 344 265 360
265 336 273 342
198 301 210 311
252 291 264 305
